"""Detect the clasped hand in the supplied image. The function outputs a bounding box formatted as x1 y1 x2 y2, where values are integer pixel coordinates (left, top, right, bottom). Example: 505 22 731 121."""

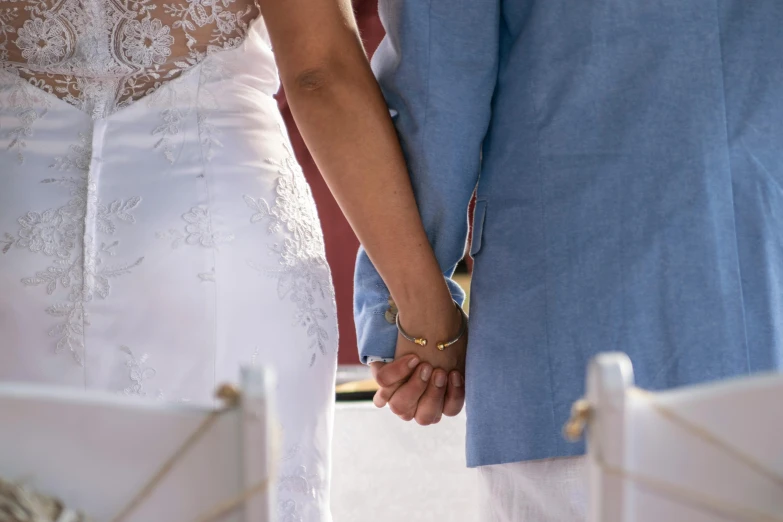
370 313 467 425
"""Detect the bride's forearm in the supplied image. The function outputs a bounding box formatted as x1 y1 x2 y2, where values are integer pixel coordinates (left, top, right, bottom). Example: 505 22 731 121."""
260 0 457 334
283 59 456 319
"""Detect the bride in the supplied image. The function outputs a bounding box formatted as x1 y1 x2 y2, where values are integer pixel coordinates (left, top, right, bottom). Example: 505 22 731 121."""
0 0 459 519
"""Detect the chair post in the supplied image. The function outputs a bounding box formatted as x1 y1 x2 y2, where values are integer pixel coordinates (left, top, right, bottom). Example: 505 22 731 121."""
240 366 277 522
586 352 634 522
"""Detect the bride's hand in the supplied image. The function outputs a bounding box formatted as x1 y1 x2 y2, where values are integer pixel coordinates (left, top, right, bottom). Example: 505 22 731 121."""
371 305 467 425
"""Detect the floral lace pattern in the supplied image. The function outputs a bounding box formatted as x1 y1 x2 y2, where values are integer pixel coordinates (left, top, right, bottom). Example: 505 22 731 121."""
276 439 323 522
2 133 143 364
157 206 234 249
147 78 194 163
120 346 161 397
2 73 51 165
279 465 320 500
279 499 302 522
244 135 335 366
0 0 260 118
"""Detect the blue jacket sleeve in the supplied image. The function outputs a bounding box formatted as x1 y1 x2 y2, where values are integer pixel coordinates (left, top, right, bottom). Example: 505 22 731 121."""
353 0 501 363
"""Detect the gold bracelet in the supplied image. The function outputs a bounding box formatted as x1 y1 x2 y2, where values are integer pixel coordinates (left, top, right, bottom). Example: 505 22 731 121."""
395 300 468 351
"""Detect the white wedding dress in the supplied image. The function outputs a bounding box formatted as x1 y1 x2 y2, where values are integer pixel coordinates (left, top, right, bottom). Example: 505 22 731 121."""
0 1 338 520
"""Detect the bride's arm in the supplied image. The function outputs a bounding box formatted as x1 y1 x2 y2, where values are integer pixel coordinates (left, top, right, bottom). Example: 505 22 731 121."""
259 0 458 342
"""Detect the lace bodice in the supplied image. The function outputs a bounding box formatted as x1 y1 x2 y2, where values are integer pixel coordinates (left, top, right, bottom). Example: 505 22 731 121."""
0 0 260 118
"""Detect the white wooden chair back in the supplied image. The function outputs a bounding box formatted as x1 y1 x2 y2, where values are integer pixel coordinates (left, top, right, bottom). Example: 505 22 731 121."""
586 353 783 522
0 367 276 522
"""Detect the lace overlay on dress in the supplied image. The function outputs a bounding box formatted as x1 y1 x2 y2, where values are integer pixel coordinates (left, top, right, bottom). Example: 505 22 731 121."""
244 131 336 367
0 0 260 118
2 132 145 365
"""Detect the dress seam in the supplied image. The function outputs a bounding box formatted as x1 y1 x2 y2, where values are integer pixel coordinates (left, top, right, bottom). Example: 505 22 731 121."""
195 65 220 394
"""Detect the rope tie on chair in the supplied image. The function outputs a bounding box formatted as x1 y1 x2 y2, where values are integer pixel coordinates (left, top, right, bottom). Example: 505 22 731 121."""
0 384 273 522
112 383 274 522
565 387 783 522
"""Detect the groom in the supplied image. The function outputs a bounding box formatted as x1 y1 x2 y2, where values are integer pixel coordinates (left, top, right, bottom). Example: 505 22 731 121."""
354 1 783 520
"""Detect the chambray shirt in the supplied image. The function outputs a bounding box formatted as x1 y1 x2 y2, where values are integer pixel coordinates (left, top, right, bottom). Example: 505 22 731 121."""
354 0 783 468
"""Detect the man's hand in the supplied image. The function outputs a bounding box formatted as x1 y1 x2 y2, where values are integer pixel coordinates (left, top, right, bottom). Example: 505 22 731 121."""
371 321 466 425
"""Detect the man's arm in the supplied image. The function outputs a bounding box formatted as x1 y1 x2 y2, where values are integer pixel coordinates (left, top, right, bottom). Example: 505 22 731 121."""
354 0 501 363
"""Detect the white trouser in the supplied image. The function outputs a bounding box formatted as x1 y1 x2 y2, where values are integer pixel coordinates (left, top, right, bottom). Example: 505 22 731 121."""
478 456 588 522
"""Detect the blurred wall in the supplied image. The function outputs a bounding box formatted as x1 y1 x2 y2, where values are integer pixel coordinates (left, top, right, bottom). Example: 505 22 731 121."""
275 1 384 365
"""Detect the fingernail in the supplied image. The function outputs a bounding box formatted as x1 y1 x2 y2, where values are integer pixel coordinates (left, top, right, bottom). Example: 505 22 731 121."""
420 365 432 381
408 356 420 369
435 372 447 388
451 373 463 387
373 393 386 408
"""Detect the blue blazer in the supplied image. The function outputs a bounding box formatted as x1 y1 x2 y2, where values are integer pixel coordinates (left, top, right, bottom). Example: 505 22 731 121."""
354 0 783 467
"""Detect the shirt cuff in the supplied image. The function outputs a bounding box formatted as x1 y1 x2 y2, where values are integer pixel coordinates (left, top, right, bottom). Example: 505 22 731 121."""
366 356 395 364
354 247 468 365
